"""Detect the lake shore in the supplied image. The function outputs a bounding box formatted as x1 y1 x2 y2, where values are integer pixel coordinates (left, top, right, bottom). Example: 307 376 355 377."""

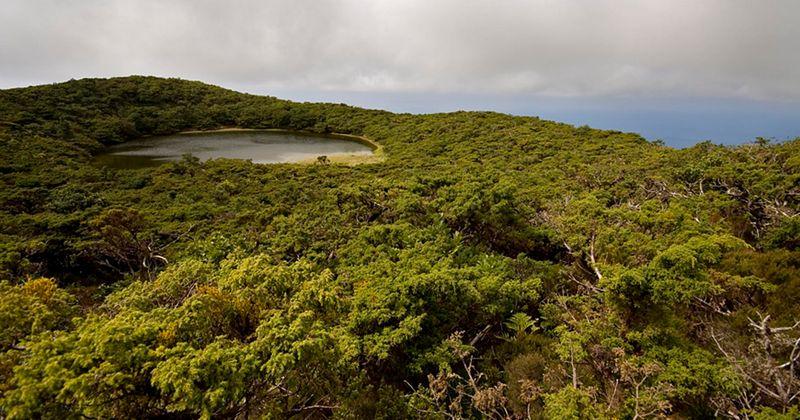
178 127 385 165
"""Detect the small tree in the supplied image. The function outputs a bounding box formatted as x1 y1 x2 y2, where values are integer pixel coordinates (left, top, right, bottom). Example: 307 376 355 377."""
711 313 800 416
86 208 167 280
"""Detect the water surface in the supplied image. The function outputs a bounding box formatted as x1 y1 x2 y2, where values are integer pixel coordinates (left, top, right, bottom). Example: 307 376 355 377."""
94 130 374 169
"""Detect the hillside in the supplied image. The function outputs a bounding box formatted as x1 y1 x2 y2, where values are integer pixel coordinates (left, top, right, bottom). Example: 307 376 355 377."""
1 76 799 418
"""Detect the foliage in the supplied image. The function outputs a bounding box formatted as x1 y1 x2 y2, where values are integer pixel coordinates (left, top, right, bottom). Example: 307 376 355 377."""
0 76 798 417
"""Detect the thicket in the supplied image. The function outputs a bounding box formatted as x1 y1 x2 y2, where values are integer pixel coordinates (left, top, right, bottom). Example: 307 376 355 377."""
0 76 799 418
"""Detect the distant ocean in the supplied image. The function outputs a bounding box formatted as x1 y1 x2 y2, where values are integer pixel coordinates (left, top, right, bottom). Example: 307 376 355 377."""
264 90 800 149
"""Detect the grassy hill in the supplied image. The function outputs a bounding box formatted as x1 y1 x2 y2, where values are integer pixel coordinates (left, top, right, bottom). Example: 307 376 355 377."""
0 77 798 418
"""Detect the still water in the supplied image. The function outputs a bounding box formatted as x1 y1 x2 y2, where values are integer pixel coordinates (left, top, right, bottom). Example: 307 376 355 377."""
94 130 374 169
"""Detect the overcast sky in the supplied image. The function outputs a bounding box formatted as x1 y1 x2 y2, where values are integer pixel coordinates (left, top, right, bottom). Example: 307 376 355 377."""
2 1 799 145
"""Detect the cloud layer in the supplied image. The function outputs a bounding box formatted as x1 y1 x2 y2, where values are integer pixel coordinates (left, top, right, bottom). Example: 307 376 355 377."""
2 0 799 100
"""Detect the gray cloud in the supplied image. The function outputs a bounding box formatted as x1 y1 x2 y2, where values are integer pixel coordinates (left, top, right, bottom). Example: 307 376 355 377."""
2 0 799 100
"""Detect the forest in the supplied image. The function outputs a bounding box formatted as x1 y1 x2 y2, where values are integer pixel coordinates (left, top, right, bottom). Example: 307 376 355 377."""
0 76 799 419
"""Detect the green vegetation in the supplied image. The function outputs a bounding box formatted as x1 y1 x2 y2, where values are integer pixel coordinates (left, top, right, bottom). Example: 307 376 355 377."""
0 76 798 418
